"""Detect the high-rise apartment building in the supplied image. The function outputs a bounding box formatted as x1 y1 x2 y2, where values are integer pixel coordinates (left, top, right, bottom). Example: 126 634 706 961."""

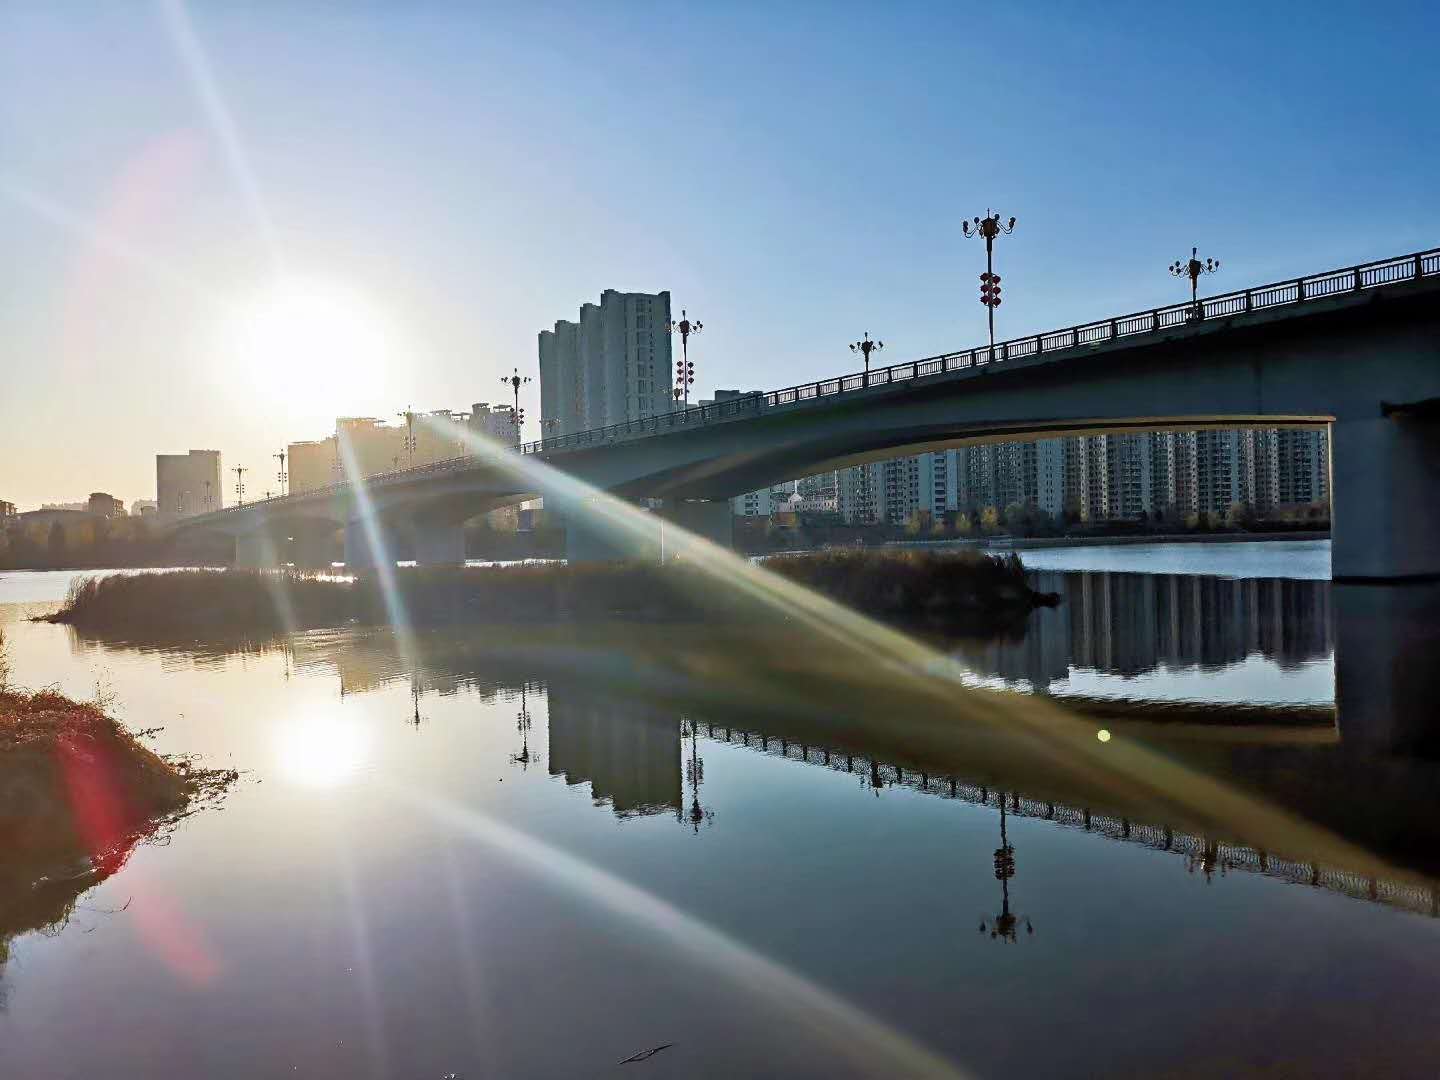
737 427 1329 528
468 402 517 446
1275 428 1329 507
156 449 222 519
539 290 674 434
287 406 505 496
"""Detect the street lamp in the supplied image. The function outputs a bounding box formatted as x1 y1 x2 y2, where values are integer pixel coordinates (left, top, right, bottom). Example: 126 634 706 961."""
203 479 213 512
961 209 1017 349
501 368 531 443
849 331 884 382
1169 246 1220 321
232 465 248 507
274 450 287 497
665 309 702 406
396 407 418 469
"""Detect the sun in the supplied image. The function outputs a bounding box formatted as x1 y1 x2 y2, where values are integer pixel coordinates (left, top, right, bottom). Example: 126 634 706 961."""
220 276 392 409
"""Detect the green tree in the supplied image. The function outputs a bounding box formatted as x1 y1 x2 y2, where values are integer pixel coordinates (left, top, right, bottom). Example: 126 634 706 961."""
955 512 974 537
1003 502 1034 537
980 506 1001 535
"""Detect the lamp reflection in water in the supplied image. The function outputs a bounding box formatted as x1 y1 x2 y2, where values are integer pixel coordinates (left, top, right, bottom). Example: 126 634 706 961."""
682 717 714 833
980 792 1034 943
511 684 536 770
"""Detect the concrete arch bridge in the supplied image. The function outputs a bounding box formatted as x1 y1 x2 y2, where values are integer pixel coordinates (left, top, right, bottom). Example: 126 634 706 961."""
180 248 1440 581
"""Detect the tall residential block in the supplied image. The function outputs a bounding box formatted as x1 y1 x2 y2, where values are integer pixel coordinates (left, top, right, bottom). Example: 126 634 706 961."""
738 426 1329 528
539 290 674 435
156 449 222 518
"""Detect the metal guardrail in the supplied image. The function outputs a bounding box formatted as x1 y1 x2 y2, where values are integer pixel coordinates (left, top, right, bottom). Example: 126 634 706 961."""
203 246 1439 518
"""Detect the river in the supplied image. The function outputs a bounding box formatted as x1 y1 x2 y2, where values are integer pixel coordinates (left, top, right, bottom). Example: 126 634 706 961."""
2 540 1439 1078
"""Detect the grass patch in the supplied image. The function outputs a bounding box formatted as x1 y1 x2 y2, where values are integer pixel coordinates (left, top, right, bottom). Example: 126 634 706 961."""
42 551 1053 636
0 681 235 961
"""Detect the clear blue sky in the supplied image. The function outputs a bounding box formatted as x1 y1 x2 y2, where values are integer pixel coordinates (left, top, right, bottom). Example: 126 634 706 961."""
2 0 1437 508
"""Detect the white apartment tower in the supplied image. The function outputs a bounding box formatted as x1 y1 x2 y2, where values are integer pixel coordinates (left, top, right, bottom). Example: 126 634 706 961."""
540 290 674 435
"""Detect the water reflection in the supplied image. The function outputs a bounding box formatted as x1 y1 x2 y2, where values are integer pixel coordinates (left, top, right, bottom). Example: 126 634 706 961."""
546 686 680 816
691 718 1439 920
958 570 1332 696
979 794 1034 943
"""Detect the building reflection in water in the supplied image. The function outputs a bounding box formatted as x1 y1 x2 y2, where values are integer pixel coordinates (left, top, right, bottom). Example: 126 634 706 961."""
544 682 682 819
958 570 1333 691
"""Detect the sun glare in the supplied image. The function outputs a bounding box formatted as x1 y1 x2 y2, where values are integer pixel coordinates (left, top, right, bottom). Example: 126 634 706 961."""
276 712 371 790
221 277 392 406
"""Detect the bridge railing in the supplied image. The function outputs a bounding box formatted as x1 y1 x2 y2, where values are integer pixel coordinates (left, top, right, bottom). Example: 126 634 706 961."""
199 245 1438 519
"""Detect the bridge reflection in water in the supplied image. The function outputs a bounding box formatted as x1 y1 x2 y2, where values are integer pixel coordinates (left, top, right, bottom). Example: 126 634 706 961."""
524 672 1437 920
72 573 1440 920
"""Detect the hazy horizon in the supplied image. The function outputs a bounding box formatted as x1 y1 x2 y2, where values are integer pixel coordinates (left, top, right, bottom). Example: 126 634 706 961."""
4 0 1437 509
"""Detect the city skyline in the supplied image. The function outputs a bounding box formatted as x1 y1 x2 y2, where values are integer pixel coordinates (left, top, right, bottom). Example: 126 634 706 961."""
4 2 1439 507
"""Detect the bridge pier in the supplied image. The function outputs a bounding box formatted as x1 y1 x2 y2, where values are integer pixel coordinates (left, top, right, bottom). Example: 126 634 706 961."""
549 494 660 563
1332 416 1440 581
234 532 280 569
554 497 734 563
344 520 397 571
412 520 466 566
658 499 733 561
291 530 336 570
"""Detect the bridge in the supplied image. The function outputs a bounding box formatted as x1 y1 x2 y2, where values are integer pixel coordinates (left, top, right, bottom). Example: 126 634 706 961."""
181 247 1440 580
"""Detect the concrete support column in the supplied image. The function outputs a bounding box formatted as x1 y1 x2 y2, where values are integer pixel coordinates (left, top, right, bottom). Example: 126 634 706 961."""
413 520 466 566
234 532 279 569
291 531 336 571
552 494 660 563
658 499 734 560
1331 416 1440 581
344 521 392 571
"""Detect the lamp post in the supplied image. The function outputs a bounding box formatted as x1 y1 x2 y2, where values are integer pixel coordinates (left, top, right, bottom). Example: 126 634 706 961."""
849 331 884 383
666 309 702 406
203 479 213 512
962 210 1017 349
274 450 287 497
1169 246 1220 322
232 465 248 507
501 368 530 444
396 407 418 469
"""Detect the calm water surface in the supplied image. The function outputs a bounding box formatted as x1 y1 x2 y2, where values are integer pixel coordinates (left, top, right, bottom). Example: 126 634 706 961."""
3 542 1439 1078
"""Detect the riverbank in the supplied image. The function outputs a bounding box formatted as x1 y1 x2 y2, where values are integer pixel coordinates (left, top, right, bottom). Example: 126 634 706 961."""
0 682 235 953
41 549 1054 635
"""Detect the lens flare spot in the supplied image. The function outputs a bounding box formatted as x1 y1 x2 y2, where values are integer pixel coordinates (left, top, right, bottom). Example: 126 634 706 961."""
1096 728 1112 743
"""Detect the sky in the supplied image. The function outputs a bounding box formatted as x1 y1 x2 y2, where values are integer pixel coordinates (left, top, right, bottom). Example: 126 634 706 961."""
2 0 1437 509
